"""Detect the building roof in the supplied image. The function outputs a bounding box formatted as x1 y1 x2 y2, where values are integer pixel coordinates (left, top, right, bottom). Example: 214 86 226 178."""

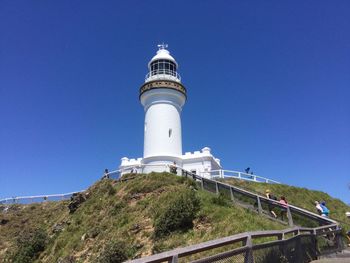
148 47 178 67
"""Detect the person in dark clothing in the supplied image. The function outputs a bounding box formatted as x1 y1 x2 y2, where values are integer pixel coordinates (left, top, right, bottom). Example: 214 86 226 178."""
170 162 177 174
265 189 278 218
102 169 109 179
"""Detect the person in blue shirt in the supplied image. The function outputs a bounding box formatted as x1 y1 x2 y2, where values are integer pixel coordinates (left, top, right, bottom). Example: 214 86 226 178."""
320 201 329 217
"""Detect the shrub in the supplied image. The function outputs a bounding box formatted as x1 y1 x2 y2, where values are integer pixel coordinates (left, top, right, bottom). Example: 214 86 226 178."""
11 228 48 263
97 240 128 263
153 188 200 238
101 182 116 196
126 172 179 195
88 227 100 238
211 192 232 207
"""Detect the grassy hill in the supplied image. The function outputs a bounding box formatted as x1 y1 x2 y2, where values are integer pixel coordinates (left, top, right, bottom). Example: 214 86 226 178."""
222 178 350 225
0 172 349 262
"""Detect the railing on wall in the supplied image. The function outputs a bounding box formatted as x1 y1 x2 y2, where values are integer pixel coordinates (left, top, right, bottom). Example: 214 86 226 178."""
128 224 343 263
184 170 338 227
206 169 281 184
0 191 84 206
0 164 171 205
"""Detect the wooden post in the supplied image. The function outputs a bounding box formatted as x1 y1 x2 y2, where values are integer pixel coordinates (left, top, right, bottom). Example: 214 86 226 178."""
170 255 178 263
295 235 302 262
287 207 294 227
215 181 219 195
244 235 254 263
257 196 262 214
230 187 234 201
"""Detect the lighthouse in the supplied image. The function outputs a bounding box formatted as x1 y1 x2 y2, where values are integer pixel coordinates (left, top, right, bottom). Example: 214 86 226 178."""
140 44 186 169
120 45 222 176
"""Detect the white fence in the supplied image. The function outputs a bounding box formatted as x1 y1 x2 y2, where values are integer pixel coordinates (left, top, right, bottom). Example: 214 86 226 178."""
206 169 281 184
0 191 85 206
0 165 279 206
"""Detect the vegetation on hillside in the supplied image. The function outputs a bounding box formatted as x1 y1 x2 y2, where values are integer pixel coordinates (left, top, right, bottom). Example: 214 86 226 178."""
0 172 348 262
222 178 350 227
1 172 284 262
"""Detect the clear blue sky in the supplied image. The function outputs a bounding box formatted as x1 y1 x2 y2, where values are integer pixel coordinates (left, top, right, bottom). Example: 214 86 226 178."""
1 1 349 204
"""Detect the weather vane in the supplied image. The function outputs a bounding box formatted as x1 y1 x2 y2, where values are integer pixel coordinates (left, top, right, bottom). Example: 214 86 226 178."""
157 43 168 50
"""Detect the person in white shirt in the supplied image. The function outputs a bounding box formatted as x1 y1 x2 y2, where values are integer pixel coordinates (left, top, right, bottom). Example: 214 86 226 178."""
315 201 323 215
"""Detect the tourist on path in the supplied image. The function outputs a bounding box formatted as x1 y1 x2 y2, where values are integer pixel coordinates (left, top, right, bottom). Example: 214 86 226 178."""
170 162 177 174
279 196 288 221
319 201 329 217
315 201 323 215
265 189 278 218
102 168 109 179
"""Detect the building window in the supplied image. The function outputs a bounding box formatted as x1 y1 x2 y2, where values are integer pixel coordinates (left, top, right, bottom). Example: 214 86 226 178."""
150 60 177 77
169 128 172 137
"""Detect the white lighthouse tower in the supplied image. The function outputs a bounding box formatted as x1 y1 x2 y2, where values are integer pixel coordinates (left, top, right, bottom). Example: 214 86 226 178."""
120 45 222 176
140 44 186 170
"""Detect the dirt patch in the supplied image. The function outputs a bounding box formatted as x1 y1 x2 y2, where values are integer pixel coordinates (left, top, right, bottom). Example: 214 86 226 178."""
194 215 212 231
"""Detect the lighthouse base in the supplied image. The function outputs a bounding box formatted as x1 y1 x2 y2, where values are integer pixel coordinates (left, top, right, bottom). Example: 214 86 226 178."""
119 147 221 178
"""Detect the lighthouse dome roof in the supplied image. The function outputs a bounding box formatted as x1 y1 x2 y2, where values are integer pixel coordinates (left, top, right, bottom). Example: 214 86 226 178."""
148 46 178 67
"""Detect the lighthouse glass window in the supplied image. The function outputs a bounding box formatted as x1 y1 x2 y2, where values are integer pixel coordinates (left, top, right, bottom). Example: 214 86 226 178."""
150 60 177 76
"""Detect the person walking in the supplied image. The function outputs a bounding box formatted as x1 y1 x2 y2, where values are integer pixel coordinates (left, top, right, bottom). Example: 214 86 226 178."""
279 196 288 221
315 201 323 215
170 162 177 174
102 169 109 179
265 189 278 218
320 201 329 217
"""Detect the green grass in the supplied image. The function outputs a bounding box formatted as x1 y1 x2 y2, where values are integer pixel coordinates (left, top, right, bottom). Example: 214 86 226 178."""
221 178 350 227
1 172 348 262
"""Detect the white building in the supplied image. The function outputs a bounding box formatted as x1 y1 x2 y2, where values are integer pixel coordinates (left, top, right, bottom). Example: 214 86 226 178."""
119 44 222 177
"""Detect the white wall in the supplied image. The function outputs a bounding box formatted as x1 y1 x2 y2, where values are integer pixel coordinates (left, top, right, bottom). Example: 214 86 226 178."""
141 88 186 159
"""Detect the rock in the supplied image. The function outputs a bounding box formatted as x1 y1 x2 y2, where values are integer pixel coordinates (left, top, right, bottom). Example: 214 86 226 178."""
87 227 100 238
52 222 65 233
130 193 144 200
135 243 144 249
0 218 9 225
21 218 29 224
68 193 87 213
130 224 141 234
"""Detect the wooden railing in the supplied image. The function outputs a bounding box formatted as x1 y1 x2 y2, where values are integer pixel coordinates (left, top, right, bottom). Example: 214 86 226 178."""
128 225 342 263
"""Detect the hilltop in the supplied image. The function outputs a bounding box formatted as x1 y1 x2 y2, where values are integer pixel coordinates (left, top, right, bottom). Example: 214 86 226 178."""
0 172 349 262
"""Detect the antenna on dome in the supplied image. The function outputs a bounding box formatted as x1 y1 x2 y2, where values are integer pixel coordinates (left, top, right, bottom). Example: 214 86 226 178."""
157 43 168 50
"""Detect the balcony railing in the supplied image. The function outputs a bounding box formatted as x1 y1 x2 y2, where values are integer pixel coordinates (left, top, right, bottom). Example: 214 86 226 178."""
206 169 281 184
145 69 181 82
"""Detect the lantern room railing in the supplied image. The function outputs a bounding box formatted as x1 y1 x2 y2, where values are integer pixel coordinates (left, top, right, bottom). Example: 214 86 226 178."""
145 69 181 82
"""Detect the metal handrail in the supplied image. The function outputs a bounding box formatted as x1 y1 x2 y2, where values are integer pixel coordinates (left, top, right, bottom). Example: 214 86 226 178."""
145 70 181 81
208 169 281 184
128 224 342 263
191 172 338 226
0 190 85 205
